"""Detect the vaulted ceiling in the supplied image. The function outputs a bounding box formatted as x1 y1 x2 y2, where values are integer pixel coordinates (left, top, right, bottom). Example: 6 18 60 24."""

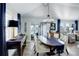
6 3 79 20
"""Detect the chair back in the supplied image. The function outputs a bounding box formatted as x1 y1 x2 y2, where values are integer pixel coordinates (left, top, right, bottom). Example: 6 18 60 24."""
54 32 59 39
63 35 68 50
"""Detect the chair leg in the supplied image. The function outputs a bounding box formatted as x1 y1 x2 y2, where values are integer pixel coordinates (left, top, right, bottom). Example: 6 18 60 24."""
34 50 36 54
66 49 69 55
58 53 61 56
37 52 39 56
57 50 61 56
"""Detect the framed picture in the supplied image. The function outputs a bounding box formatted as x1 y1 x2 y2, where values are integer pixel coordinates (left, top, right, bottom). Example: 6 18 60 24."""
50 22 56 30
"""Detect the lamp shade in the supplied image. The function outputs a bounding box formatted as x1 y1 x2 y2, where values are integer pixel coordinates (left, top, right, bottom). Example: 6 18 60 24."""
8 20 18 27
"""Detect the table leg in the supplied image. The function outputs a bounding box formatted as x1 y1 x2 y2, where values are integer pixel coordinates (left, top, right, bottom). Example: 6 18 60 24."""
46 47 56 55
17 48 21 56
17 44 22 56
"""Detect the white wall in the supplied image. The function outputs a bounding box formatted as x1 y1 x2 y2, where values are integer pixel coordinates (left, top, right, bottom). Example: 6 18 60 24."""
60 20 77 34
21 16 31 42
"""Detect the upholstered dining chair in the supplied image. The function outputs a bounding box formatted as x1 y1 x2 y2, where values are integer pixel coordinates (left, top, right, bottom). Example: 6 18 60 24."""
54 32 59 39
60 34 69 55
68 34 75 43
33 35 50 56
63 35 69 55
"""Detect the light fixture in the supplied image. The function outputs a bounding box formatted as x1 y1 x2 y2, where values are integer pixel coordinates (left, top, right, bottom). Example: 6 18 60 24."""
47 3 50 19
8 20 18 39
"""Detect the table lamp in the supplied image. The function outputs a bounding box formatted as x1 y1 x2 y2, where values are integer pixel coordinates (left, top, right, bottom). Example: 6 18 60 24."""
8 20 18 39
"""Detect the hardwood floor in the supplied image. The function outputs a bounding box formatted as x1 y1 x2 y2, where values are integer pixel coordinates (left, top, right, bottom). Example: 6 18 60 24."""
23 40 79 56
67 42 79 56
23 41 35 56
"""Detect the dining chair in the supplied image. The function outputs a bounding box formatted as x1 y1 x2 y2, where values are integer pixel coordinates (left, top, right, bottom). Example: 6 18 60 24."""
68 34 75 43
33 35 50 56
60 34 69 55
54 32 59 39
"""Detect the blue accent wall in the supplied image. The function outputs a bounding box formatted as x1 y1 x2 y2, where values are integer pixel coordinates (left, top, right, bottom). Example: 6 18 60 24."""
0 3 7 56
57 19 60 32
75 20 78 31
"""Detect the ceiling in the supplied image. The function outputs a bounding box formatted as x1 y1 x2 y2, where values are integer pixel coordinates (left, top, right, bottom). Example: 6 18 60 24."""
6 3 79 20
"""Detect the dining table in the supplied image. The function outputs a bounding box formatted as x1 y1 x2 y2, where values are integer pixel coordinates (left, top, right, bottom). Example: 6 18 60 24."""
38 36 64 56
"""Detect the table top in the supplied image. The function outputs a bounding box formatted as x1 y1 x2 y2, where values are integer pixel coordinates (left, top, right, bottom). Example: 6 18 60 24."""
38 36 64 47
6 34 25 49
7 35 25 42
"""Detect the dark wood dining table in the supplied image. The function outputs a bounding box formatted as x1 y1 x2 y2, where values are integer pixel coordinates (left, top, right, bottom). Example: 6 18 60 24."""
39 36 64 56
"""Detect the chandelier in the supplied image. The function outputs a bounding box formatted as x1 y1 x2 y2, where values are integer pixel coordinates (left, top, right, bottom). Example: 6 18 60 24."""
47 3 50 19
